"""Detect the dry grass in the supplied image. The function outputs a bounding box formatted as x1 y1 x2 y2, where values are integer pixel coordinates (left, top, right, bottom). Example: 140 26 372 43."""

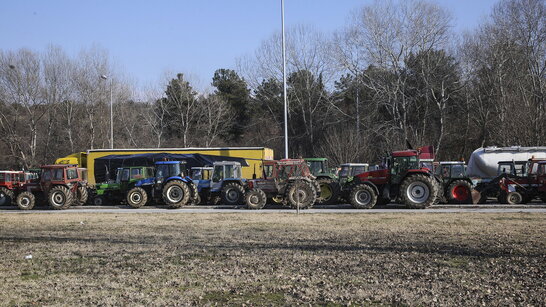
0 212 545 306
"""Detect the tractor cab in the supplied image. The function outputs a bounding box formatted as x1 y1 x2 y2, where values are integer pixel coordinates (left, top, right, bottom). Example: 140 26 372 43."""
434 162 467 181
497 161 528 177
38 165 82 191
155 161 187 181
191 167 213 181
210 162 243 191
338 163 369 186
0 171 23 190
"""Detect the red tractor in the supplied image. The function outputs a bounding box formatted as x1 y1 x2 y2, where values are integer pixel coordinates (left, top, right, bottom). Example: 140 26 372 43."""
15 164 88 210
0 171 39 206
498 159 546 204
244 159 319 210
345 146 440 209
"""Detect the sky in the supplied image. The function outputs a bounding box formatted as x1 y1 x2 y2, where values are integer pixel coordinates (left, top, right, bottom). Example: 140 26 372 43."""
1 0 499 91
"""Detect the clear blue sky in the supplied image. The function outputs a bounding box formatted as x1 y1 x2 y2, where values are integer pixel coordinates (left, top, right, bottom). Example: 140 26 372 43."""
1 0 498 90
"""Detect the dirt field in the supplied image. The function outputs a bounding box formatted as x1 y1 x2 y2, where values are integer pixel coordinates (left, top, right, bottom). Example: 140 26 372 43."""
0 213 544 306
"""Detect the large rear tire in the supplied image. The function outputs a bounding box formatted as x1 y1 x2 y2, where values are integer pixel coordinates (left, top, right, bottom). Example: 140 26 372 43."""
286 181 316 209
245 188 267 210
16 191 35 210
48 186 74 210
447 180 472 204
349 184 377 209
0 187 14 206
315 178 340 205
127 187 148 208
162 180 190 208
400 175 438 209
74 186 88 206
221 182 245 206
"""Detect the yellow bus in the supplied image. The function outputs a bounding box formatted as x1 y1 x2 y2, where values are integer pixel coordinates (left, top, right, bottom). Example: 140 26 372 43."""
56 147 274 185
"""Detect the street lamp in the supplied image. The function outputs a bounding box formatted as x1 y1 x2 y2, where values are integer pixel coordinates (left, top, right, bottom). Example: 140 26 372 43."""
281 0 289 159
100 74 114 149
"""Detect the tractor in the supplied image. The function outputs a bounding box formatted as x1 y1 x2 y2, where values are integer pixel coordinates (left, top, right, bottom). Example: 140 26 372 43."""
433 162 473 204
473 160 530 203
497 159 546 204
193 161 246 206
127 161 197 208
15 164 88 210
345 146 440 209
244 159 319 210
0 170 40 206
93 166 155 206
304 158 339 205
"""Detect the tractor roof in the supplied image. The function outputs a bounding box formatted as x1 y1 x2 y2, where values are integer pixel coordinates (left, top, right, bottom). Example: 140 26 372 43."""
439 161 465 165
392 150 419 157
304 157 327 162
277 159 305 165
191 166 214 170
340 163 369 167
498 160 528 164
213 161 241 166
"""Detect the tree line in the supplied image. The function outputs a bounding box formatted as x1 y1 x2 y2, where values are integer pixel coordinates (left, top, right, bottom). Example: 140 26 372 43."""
0 0 544 169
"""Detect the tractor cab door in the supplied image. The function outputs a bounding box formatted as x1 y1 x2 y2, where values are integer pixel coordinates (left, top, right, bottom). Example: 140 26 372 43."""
390 156 418 185
210 165 224 192
118 168 131 191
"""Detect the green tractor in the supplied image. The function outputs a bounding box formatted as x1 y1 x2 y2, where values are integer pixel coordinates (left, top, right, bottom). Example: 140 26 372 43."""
337 163 370 203
92 166 155 205
304 158 339 205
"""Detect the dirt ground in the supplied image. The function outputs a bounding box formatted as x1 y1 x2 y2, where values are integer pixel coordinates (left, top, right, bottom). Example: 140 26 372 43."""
0 213 544 306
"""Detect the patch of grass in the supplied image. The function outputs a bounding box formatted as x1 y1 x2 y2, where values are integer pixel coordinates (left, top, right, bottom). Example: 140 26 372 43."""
20 271 42 281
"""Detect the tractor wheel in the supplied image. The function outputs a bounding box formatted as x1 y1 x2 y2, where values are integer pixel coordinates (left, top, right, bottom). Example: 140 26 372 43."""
286 181 315 209
221 182 245 206
48 186 74 210
74 186 88 206
93 195 105 206
315 178 340 205
245 188 267 210
16 191 35 210
126 187 148 208
506 191 523 205
447 180 472 204
400 175 438 209
349 184 377 209
0 187 14 206
162 180 190 208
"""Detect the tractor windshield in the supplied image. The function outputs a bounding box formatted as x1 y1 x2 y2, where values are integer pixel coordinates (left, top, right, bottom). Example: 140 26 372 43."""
0 173 8 182
66 168 78 180
212 165 223 182
391 156 419 175
224 164 240 179
339 167 350 178
307 161 325 175
156 163 181 179
115 169 123 183
350 166 368 176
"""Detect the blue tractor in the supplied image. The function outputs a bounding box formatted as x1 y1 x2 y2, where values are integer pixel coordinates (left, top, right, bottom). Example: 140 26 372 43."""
192 161 246 206
126 161 197 208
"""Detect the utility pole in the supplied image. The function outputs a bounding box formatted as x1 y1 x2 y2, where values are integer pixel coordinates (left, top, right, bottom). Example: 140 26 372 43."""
100 75 114 149
281 0 289 159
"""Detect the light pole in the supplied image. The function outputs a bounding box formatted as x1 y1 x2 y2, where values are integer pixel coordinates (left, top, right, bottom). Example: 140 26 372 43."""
100 74 114 149
281 0 289 159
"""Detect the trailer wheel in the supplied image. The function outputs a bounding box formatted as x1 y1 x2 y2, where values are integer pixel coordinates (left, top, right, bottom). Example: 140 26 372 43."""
73 186 88 206
16 191 35 210
447 180 472 204
506 191 523 205
221 182 245 206
162 180 190 208
48 186 73 210
401 175 438 209
245 188 267 210
0 187 14 206
349 184 377 209
316 178 340 205
286 181 315 209
127 187 148 208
